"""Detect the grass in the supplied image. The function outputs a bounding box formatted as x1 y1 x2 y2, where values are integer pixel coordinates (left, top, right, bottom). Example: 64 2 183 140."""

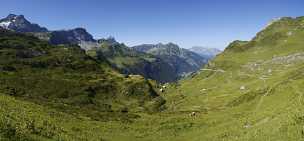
0 29 165 131
1 16 304 141
158 16 304 140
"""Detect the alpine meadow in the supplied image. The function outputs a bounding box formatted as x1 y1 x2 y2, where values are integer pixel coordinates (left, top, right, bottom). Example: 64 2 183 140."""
0 0 304 141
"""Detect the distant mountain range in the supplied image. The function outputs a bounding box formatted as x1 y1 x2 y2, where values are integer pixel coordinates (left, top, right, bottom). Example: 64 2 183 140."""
0 14 219 82
189 46 222 59
86 38 179 82
133 43 209 77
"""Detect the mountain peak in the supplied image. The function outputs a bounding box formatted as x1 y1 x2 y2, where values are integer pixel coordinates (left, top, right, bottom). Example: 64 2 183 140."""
98 36 118 45
0 14 48 32
5 14 26 20
6 14 18 19
167 42 177 46
73 27 87 32
49 27 95 47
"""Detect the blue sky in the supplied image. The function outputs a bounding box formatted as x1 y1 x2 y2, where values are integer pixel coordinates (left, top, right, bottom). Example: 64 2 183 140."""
0 0 303 49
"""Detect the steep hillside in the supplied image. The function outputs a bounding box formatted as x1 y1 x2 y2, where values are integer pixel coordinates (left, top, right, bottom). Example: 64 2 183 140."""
0 29 165 121
133 43 208 77
160 16 304 140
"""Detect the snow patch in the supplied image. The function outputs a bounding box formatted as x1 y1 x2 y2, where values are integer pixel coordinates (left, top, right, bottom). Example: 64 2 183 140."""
0 21 11 29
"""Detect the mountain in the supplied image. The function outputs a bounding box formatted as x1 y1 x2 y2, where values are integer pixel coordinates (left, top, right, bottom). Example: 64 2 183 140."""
189 46 222 59
131 44 156 52
92 41 209 83
2 13 304 140
160 16 304 140
0 28 165 137
0 14 48 32
48 28 99 50
88 38 179 83
97 36 118 45
49 28 96 47
133 43 209 76
0 14 97 50
0 14 189 82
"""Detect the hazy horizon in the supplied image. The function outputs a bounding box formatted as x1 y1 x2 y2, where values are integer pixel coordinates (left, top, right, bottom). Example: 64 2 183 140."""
0 0 303 49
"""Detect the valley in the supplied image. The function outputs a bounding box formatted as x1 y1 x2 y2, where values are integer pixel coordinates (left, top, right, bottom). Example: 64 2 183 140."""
0 8 304 141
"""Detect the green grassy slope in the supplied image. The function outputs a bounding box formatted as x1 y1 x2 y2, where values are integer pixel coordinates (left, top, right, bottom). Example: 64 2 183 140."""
0 92 213 141
2 16 304 141
160 16 304 140
0 29 165 122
